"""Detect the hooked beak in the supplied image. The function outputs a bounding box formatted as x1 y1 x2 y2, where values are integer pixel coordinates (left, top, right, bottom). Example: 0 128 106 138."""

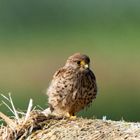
84 64 89 69
80 61 89 69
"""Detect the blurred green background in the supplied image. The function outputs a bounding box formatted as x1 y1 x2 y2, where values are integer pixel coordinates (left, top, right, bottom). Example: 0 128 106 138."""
0 0 140 121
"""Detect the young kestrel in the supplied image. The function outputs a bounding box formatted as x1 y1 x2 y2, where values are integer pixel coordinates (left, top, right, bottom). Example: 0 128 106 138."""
46 53 97 117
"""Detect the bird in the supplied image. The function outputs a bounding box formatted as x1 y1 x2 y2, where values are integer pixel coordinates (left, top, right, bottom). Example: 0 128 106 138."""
46 53 97 118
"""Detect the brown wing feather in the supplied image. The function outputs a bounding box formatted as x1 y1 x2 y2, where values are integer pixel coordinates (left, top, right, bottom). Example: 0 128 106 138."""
47 67 77 113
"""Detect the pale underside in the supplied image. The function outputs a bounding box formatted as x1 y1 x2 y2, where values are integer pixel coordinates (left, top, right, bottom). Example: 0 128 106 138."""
47 66 97 116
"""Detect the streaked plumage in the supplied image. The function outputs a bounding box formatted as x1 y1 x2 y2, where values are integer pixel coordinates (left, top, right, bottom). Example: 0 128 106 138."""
47 53 97 117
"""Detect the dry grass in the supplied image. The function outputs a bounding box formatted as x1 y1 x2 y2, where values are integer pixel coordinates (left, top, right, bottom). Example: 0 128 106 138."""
0 95 140 140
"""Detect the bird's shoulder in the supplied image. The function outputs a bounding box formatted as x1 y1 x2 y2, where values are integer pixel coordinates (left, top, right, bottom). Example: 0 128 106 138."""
88 69 98 93
53 67 66 78
53 66 74 79
88 69 96 81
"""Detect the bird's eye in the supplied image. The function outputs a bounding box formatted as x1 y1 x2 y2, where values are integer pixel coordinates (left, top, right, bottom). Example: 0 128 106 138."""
77 61 81 65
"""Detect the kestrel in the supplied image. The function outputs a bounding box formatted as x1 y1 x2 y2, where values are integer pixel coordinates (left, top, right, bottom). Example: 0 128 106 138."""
46 53 97 117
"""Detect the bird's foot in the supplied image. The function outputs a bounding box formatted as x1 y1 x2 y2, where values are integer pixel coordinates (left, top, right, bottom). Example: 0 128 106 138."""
66 112 77 120
69 115 77 120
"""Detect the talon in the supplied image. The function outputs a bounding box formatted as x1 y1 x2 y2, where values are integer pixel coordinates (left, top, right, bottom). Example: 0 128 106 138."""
70 115 77 120
66 112 71 117
65 112 76 120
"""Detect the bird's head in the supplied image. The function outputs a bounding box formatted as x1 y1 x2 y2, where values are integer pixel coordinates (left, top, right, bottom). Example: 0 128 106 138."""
65 53 90 70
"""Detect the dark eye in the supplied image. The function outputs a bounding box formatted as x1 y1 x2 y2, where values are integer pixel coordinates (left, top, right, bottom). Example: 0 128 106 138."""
77 61 81 65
